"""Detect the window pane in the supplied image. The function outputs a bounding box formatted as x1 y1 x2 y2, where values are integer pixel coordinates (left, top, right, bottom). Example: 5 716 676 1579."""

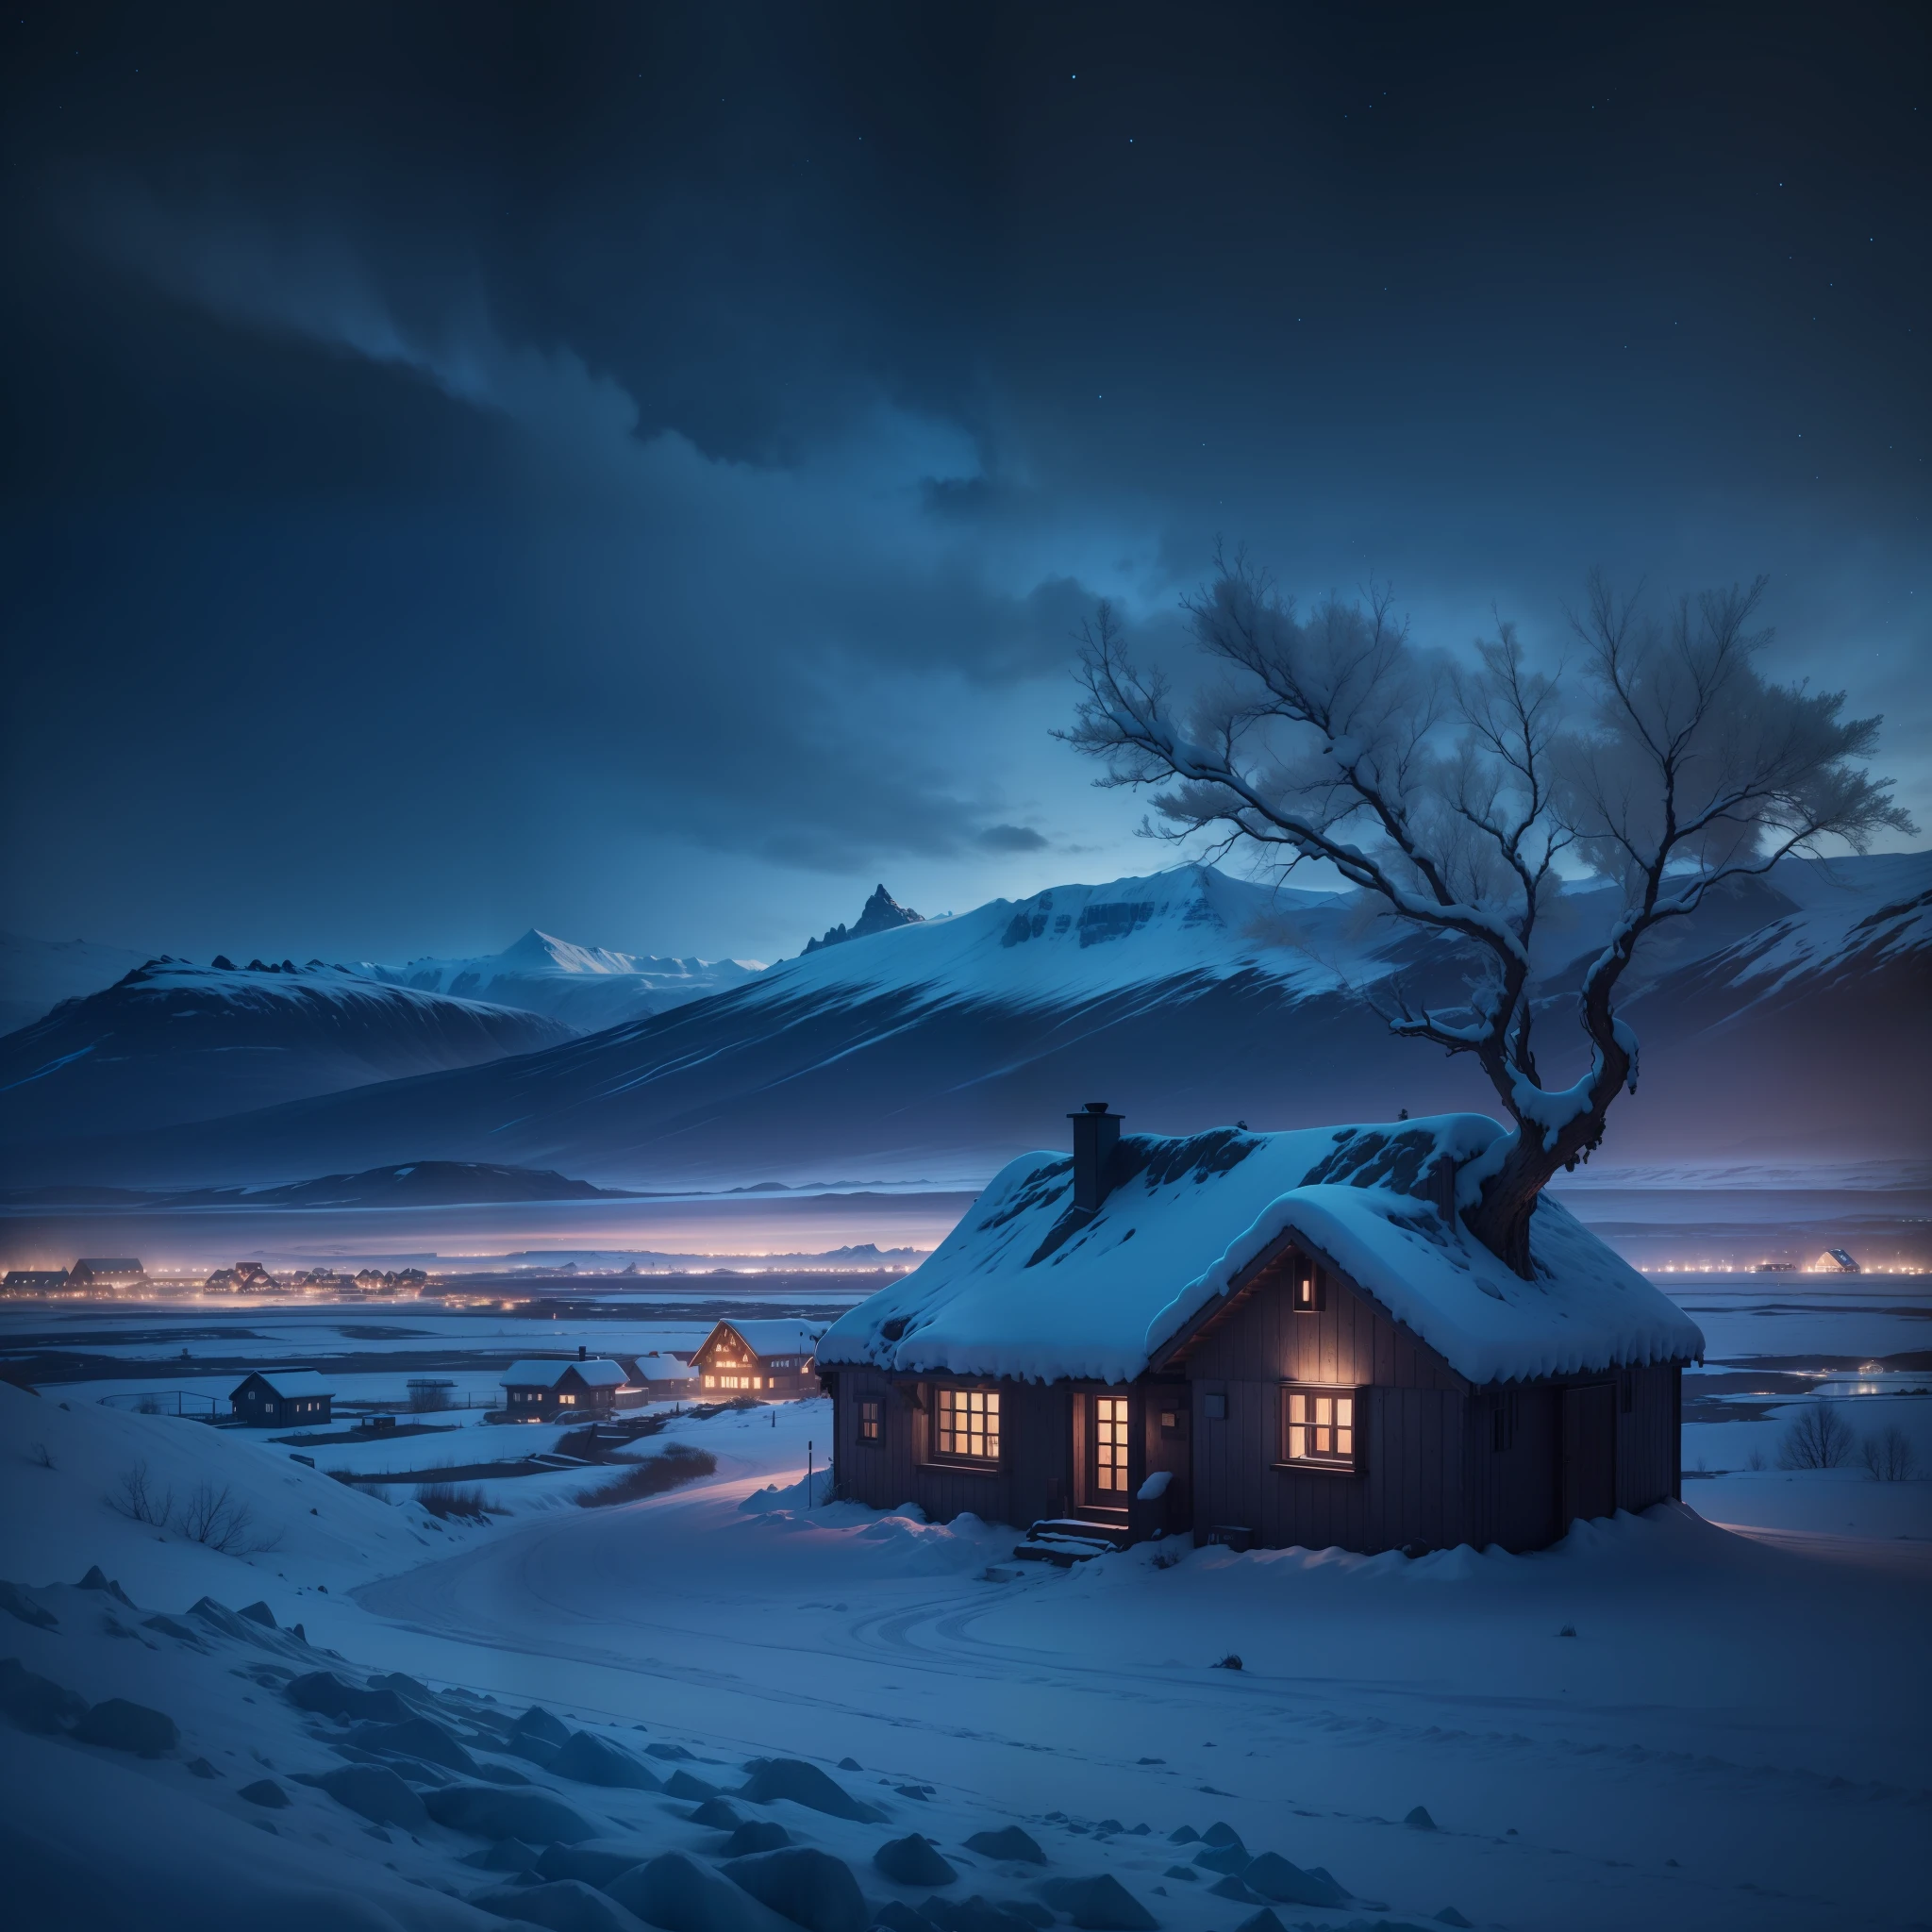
1315 1396 1332 1426
1288 1425 1306 1458
1337 1397 1353 1428
1289 1393 1307 1424
1336 1428 1352 1455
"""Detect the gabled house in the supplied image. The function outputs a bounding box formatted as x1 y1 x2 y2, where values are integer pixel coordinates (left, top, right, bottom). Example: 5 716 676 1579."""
501 1355 630 1421
817 1107 1703 1556
691 1320 822 1399
230 1370 334 1426
69 1257 145 1290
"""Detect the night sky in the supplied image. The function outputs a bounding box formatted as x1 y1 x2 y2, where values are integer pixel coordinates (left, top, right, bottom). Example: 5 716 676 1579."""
4 4 1926 966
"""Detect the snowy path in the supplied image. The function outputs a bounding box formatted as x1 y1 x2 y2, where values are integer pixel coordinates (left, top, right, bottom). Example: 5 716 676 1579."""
336 1400 1931 1932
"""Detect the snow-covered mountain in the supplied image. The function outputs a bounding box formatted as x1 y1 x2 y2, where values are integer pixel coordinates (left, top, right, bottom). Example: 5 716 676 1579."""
11 852 1926 1191
360 928 766 1033
0 932 152 1037
0 958 573 1143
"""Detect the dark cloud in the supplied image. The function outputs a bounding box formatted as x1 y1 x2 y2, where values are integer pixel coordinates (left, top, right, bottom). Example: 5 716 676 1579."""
2 4 1924 962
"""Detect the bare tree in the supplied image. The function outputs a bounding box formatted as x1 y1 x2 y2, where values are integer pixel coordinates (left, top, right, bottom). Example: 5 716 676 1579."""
108 1457 173 1525
1777 1401 1857 1470
1065 558 1912 1272
174 1479 279 1554
1861 1424 1918 1482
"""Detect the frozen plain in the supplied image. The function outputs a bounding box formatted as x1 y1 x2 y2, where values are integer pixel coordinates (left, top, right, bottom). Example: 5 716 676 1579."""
1 1293 1928 1932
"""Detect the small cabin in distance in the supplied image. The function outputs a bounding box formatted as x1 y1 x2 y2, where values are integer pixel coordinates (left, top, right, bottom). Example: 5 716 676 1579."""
691 1321 822 1399
230 1370 334 1427
501 1353 629 1421
70 1257 146 1291
818 1107 1702 1557
1818 1248 1860 1274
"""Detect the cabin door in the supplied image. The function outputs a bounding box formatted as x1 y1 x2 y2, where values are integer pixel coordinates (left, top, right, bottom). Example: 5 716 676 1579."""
1560 1382 1617 1526
1083 1394 1132 1514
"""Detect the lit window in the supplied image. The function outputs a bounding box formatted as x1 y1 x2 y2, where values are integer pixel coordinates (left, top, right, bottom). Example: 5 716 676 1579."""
1282 1387 1357 1469
1291 1266 1324 1313
858 1397 881 1442
1094 1395 1128 1493
935 1388 1000 1463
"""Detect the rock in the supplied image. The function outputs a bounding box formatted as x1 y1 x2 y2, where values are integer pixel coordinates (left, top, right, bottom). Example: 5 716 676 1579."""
287 1670 412 1724
466 1840 542 1873
1159 1869 1195 1884
895 1787 931 1802
514 1706 573 1748
551 1730 666 1790
423 1783 598 1842
740 1758 885 1824
607 1851 797 1932
0 1582 58 1629
238 1601 277 1627
1435 1911 1473 1928
838 1758 863 1773
296 1762 432 1830
77 1566 134 1605
691 1799 746 1829
352 1715 480 1774
538 1842 652 1886
962 1828 1045 1866
472 1877 651 1932
723 1846 869 1932
71 1696 178 1757
186 1757 221 1779
0 1657 88 1734
874 1907 925 1932
1191 1844 1249 1875
1037 1876 1157 1931
475 1759 533 1786
648 1742 697 1760
1406 1807 1437 1832
1239 1857 1347 1908
1234 1913 1286 1932
874 1837 958 1887
1093 1822 1122 1837
1200 1824 1242 1850
142 1615 205 1645
239 1778 290 1808
1207 1877 1257 1903
918 1898 1022 1932
665 1770 726 1802
723 1823 793 1857
1166 1827 1198 1844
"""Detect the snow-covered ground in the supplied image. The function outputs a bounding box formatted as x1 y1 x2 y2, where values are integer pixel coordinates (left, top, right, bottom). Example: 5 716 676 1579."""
3 1291 1927 1931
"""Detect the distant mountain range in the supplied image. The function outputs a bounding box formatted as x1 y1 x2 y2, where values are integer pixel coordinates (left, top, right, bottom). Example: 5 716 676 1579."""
0 933 153 1036
359 929 766 1033
8 852 1925 1191
0 959 571 1143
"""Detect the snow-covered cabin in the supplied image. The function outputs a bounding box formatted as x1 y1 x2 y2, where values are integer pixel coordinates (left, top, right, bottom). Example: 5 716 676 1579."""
817 1108 1703 1556
691 1320 822 1399
228 1370 334 1427
500 1355 630 1421
633 1351 703 1396
68 1257 145 1290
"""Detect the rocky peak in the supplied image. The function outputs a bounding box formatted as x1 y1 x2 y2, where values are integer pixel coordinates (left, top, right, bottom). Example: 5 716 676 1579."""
803 885 925 955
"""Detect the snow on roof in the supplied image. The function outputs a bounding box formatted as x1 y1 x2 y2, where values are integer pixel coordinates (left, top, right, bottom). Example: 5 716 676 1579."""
637 1352 701 1379
708 1320 823 1359
236 1370 332 1399
816 1115 1703 1388
501 1357 628 1389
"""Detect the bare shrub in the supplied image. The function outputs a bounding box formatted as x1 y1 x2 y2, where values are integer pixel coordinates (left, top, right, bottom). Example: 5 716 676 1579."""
577 1443 717 1508
175 1479 280 1554
416 1482 489 1520
1777 1401 1856 1470
1861 1424 1919 1482
408 1379 453 1414
108 1458 173 1525
136 1394 163 1416
27 1441 54 1470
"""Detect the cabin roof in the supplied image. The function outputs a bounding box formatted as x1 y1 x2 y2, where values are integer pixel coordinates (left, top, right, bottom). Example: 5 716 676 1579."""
501 1357 627 1390
234 1369 332 1399
815 1115 1704 1388
704 1320 822 1359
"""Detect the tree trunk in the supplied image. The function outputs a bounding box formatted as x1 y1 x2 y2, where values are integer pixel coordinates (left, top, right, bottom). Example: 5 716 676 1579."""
1461 1138 1555 1277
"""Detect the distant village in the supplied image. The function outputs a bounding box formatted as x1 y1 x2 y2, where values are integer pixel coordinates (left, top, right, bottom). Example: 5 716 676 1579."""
0 1257 430 1298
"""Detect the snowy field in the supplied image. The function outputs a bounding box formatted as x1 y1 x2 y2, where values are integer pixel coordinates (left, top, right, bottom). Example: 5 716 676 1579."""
2 1284 1927 1931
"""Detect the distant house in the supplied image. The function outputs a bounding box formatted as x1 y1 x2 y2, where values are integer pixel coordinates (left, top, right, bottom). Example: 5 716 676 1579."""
4 1269 71 1293
634 1351 704 1397
691 1320 822 1399
501 1353 630 1421
205 1262 275 1293
818 1108 1703 1557
1819 1249 1861 1273
230 1370 334 1426
69 1257 145 1290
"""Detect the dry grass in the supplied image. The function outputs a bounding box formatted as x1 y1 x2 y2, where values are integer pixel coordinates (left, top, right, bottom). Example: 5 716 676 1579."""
576 1443 717 1508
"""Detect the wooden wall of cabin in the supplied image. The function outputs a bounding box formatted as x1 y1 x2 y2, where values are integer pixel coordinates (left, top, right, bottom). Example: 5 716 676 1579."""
1462 1384 1561 1551
1615 1362 1682 1511
1177 1253 1472 1553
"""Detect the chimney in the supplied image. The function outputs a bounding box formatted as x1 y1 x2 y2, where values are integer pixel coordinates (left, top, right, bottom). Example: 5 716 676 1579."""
577 1343 587 1359
1069 1102 1123 1216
